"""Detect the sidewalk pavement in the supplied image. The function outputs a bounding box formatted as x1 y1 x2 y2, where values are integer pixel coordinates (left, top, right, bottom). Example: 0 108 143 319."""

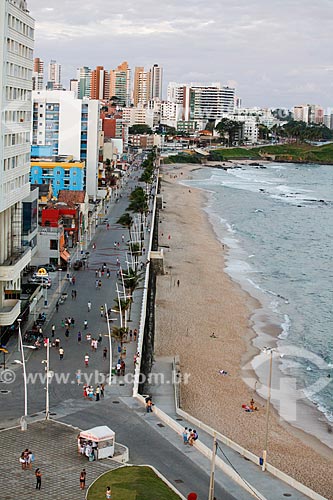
145 356 312 500
0 420 121 500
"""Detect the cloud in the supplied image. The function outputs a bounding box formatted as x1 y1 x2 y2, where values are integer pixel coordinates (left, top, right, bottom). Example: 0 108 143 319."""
28 0 333 107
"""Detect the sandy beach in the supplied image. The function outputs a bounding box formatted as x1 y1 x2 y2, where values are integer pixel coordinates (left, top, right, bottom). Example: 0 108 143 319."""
154 163 333 499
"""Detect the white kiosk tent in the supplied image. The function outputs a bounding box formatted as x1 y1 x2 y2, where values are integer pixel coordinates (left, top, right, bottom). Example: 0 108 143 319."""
79 426 115 459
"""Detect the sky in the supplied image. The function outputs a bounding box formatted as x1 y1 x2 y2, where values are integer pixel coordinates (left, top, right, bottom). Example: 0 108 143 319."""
28 0 333 109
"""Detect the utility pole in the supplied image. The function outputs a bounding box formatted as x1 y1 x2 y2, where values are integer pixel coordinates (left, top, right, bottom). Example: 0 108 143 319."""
208 433 217 500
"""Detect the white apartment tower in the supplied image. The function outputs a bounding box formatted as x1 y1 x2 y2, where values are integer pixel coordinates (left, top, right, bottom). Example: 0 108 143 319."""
0 0 34 329
149 64 163 101
47 59 62 90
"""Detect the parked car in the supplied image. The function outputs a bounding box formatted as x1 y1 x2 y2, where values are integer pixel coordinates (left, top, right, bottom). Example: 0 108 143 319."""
40 264 57 273
28 276 52 288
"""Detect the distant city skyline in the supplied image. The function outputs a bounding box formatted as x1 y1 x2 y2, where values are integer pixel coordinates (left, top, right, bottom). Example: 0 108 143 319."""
28 0 333 108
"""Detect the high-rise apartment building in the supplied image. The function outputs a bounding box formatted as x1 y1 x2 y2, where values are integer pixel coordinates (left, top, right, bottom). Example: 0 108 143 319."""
109 61 131 107
90 66 110 100
70 79 79 98
77 66 91 99
0 0 34 330
167 82 235 122
47 59 62 90
32 57 44 90
293 104 324 125
32 91 101 198
149 64 163 100
133 67 149 106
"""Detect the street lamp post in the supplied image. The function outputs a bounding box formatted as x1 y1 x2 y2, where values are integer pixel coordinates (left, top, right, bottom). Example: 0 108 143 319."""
17 319 28 423
105 304 113 386
42 339 50 420
262 347 274 471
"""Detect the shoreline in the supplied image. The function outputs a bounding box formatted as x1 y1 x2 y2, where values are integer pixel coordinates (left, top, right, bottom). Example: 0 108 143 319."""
154 163 333 498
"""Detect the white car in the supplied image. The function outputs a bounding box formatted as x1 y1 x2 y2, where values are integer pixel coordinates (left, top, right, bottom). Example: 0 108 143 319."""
28 276 52 288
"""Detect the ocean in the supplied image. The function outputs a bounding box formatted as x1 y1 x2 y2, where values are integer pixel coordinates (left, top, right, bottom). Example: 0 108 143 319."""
183 162 333 446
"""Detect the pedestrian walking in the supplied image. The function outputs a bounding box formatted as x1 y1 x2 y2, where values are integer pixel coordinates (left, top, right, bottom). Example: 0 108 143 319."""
35 468 42 490
98 333 102 343
72 276 76 285
19 452 26 470
106 269 110 278
98 269 102 278
134 328 138 341
79 469 86 490
95 279 99 289
100 305 104 317
177 279 180 287
76 370 82 385
65 328 69 338
95 386 100 401
121 234 125 242
71 290 75 299
71 317 75 328
84 320 88 330
100 383 105 398
103 347 107 360
77 331 82 342
55 337 60 349
146 399 153 413
51 324 55 337
59 347 64 360
56 301 59 312
98 280 102 289
86 332 92 342
84 353 89 367
61 319 65 328
74 290 77 299
106 486 112 499
87 301 91 312
182 427 189 445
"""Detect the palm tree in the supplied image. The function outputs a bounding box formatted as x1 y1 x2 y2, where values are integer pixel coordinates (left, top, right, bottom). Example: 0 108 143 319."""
117 213 133 242
111 326 128 360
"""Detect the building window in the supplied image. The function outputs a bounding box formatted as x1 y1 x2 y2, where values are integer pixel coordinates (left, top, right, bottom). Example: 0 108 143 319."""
50 240 58 250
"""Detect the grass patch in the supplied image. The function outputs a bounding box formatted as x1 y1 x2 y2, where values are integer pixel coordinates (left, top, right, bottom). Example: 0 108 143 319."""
87 466 181 500
209 143 333 164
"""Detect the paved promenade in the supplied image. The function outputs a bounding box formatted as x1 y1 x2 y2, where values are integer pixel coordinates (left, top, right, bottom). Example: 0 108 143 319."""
1 420 121 500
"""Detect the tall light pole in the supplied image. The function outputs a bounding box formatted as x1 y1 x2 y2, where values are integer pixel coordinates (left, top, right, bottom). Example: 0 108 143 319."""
262 347 274 471
105 304 113 386
42 339 51 420
208 433 217 500
17 319 28 421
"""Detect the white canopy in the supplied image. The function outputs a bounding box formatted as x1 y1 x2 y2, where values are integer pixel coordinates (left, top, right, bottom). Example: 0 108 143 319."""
79 426 115 442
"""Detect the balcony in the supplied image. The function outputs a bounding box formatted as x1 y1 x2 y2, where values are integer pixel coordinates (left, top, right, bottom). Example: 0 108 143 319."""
0 299 21 326
0 248 31 282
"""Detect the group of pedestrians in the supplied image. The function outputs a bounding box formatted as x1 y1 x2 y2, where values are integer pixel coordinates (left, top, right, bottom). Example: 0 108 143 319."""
19 449 34 470
182 427 199 446
19 449 41 490
83 383 104 401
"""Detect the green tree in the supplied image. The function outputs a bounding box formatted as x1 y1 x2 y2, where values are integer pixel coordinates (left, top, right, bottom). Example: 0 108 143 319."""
129 124 153 135
117 213 133 242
